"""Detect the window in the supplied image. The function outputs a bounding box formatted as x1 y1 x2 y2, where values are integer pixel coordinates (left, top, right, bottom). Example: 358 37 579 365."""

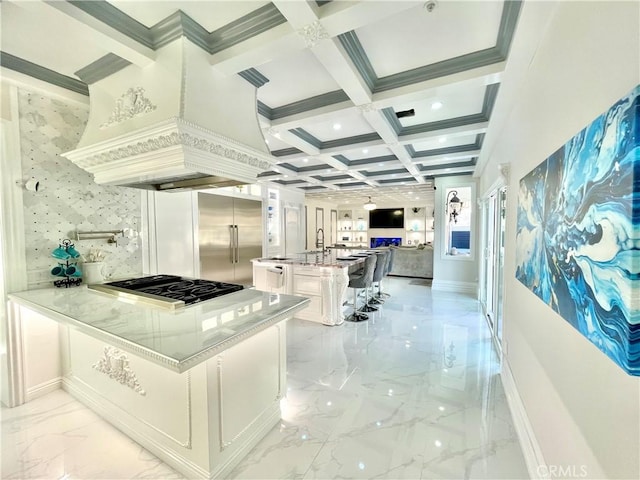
444 186 472 257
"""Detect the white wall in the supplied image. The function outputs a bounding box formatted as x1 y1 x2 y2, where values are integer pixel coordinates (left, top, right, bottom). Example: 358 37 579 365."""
304 198 338 250
14 89 143 287
478 1 640 478
433 176 479 294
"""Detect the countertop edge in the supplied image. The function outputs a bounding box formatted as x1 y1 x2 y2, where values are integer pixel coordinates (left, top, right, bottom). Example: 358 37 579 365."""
8 293 310 374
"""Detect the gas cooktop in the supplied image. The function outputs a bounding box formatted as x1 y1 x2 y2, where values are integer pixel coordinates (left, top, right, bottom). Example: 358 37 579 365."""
88 275 244 310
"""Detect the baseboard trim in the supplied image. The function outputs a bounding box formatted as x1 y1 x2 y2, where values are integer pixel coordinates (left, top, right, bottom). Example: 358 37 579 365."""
431 279 477 294
501 357 546 479
26 377 62 402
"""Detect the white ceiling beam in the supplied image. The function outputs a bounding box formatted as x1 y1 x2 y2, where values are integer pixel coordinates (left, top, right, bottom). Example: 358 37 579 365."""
209 23 303 75
371 64 505 109
320 136 386 156
360 107 398 144
27 0 156 67
268 102 355 130
272 0 320 27
320 1 423 37
275 130 321 156
388 143 425 183
412 151 481 166
397 122 488 145
312 38 372 105
317 154 350 172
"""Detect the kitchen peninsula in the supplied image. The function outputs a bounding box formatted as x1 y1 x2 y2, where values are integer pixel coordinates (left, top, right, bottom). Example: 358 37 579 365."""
8 285 309 480
252 249 369 326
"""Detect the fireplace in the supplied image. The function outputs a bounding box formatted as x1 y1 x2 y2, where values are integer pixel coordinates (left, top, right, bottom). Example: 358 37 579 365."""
370 237 402 248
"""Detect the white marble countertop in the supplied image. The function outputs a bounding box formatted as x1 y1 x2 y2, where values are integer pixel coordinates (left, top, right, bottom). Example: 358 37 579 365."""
9 286 310 373
252 248 377 268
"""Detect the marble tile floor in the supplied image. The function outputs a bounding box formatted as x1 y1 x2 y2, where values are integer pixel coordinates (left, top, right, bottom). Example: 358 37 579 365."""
1 277 528 479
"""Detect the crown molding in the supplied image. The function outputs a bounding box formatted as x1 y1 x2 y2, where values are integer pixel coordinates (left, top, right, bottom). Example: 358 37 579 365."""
269 90 350 120
1 52 88 95
75 53 132 85
70 1 154 49
238 68 270 88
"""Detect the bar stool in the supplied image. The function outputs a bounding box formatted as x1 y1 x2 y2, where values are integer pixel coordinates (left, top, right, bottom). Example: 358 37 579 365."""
369 250 389 306
346 254 377 322
379 248 395 299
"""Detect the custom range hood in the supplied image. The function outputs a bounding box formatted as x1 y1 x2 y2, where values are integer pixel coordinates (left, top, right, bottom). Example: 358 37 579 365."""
63 38 273 191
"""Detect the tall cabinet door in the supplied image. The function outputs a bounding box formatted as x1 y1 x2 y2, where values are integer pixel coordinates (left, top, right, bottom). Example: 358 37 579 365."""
198 193 235 283
233 197 263 286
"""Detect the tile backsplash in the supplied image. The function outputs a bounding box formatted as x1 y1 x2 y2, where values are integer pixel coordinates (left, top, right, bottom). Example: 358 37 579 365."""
18 90 143 288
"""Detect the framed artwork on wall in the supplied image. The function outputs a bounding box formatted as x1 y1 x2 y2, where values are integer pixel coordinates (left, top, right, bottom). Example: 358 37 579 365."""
516 84 639 376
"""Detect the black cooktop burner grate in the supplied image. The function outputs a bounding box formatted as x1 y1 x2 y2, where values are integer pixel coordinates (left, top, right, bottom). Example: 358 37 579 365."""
104 275 244 305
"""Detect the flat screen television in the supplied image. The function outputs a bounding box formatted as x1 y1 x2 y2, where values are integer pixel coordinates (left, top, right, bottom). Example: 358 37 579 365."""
369 208 404 228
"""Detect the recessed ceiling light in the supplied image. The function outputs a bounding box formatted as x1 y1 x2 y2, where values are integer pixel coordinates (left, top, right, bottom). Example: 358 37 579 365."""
439 137 447 143
408 191 413 194
431 101 443 110
333 123 341 130
362 148 369 154
326 169 331 173
283 175 289 178
303 158 308 162
378 163 384 167
265 139 270 144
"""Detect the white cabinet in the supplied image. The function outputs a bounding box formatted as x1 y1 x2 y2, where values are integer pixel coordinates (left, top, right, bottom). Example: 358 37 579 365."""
405 206 434 246
253 261 349 326
337 209 368 247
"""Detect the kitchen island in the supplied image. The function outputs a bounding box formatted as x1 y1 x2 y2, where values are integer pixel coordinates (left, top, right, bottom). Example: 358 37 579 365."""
252 249 369 326
8 286 309 480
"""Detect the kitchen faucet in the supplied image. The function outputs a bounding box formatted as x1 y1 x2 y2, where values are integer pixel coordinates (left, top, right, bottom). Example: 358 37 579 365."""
315 228 325 251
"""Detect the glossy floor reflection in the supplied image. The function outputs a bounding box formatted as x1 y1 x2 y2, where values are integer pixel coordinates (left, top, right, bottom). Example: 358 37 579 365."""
1 277 528 479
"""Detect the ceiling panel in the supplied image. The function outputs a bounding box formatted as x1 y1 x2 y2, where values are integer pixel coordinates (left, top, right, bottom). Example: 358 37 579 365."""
257 49 342 107
1 1 107 78
339 145 395 161
411 133 478 152
1 0 523 199
107 1 268 31
393 85 487 127
302 108 376 141
357 1 503 77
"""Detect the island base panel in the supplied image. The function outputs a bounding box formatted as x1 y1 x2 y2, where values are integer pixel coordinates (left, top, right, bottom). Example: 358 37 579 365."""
61 322 286 479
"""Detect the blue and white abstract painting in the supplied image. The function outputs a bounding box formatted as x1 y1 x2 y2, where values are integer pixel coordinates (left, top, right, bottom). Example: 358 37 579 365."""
516 84 639 376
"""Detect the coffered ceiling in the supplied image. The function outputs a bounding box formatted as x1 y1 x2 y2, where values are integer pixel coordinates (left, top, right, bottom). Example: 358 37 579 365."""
0 0 522 200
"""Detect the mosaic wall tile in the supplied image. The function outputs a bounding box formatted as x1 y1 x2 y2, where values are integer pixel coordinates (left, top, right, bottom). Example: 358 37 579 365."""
18 90 142 287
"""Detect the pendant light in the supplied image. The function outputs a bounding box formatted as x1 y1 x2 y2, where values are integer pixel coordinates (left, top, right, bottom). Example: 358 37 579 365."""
363 196 376 211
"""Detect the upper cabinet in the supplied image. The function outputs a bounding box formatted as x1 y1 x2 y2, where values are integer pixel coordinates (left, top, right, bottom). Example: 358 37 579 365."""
337 209 368 247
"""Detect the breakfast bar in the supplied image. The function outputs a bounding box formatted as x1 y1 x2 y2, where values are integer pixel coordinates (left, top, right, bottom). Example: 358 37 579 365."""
8 284 309 480
252 249 370 326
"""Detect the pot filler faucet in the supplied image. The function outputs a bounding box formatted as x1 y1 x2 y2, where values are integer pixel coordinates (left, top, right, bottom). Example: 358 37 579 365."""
315 228 325 251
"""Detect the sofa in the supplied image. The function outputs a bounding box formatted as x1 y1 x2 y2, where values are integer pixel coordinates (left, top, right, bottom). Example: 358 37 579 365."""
389 246 433 279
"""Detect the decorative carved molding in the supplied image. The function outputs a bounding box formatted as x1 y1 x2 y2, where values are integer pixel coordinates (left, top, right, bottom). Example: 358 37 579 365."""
93 346 146 395
77 132 272 171
100 87 157 128
498 163 510 182
298 21 329 48
358 103 377 114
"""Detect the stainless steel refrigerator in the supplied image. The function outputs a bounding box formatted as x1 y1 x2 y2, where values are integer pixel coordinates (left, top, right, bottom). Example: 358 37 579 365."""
198 193 262 286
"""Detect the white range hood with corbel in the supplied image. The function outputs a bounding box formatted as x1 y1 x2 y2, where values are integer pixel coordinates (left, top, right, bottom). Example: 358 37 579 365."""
63 37 274 191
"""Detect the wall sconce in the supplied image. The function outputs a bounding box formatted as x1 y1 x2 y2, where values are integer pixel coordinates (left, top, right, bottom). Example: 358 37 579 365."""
446 190 462 223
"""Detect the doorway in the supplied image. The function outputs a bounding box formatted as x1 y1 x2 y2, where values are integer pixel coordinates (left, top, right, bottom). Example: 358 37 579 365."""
481 187 507 349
